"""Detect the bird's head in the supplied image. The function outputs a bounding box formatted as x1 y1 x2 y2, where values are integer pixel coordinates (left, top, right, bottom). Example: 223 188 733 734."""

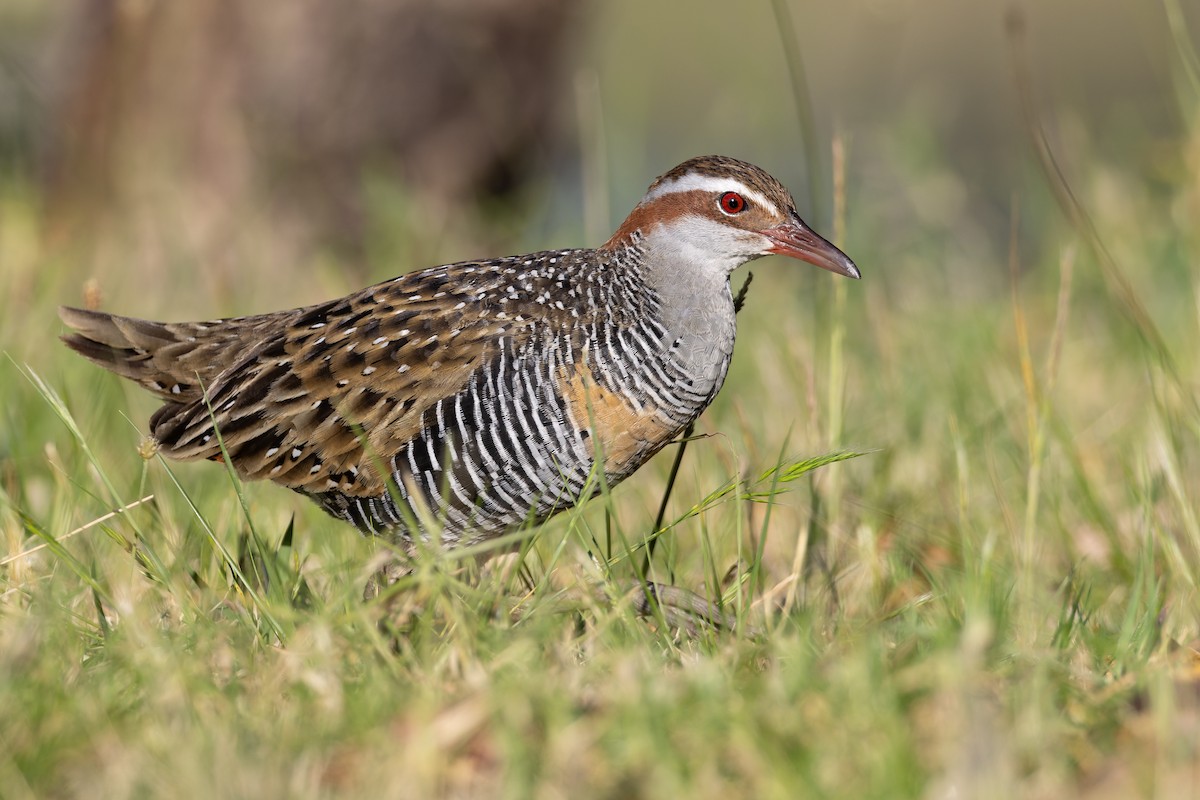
605 155 860 281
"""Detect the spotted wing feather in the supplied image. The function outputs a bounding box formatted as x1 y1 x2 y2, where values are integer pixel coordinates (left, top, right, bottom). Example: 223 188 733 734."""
139 257 584 498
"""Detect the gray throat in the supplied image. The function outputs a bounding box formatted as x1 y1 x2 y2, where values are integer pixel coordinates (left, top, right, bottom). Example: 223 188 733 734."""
646 259 738 398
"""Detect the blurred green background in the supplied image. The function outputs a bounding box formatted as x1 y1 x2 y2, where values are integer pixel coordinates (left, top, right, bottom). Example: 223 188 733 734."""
0 0 1193 306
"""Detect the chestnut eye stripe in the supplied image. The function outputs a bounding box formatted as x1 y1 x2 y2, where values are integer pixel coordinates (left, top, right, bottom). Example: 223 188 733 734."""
644 174 779 217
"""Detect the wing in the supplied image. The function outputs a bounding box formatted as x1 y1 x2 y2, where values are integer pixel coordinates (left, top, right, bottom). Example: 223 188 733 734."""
148 258 568 498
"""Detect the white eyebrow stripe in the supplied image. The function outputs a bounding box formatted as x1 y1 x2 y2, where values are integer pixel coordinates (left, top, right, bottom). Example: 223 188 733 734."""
644 174 780 216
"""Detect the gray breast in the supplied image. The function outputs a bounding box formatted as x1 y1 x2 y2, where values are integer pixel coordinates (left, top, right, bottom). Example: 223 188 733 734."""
651 270 738 398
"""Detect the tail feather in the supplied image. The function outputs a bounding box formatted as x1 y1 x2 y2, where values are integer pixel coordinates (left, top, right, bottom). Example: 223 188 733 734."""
59 306 253 401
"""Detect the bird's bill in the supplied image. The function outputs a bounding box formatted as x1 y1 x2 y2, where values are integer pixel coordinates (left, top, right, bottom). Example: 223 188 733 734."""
761 216 861 279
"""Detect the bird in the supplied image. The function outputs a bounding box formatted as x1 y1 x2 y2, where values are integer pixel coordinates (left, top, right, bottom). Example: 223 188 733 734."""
60 155 859 552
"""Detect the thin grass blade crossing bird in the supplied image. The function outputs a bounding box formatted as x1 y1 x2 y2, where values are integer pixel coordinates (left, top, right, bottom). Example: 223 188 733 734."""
61 155 859 550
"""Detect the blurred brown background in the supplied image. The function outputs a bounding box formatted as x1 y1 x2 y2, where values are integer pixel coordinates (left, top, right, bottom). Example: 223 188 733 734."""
0 0 1194 310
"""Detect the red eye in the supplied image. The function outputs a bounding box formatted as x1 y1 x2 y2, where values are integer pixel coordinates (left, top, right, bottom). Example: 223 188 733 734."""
719 191 746 215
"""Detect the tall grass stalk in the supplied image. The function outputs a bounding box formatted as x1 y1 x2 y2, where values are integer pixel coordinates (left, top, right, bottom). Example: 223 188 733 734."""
825 133 850 536
0 494 153 569
1009 206 1076 630
1007 10 1186 396
1163 0 1200 97
21 365 174 587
